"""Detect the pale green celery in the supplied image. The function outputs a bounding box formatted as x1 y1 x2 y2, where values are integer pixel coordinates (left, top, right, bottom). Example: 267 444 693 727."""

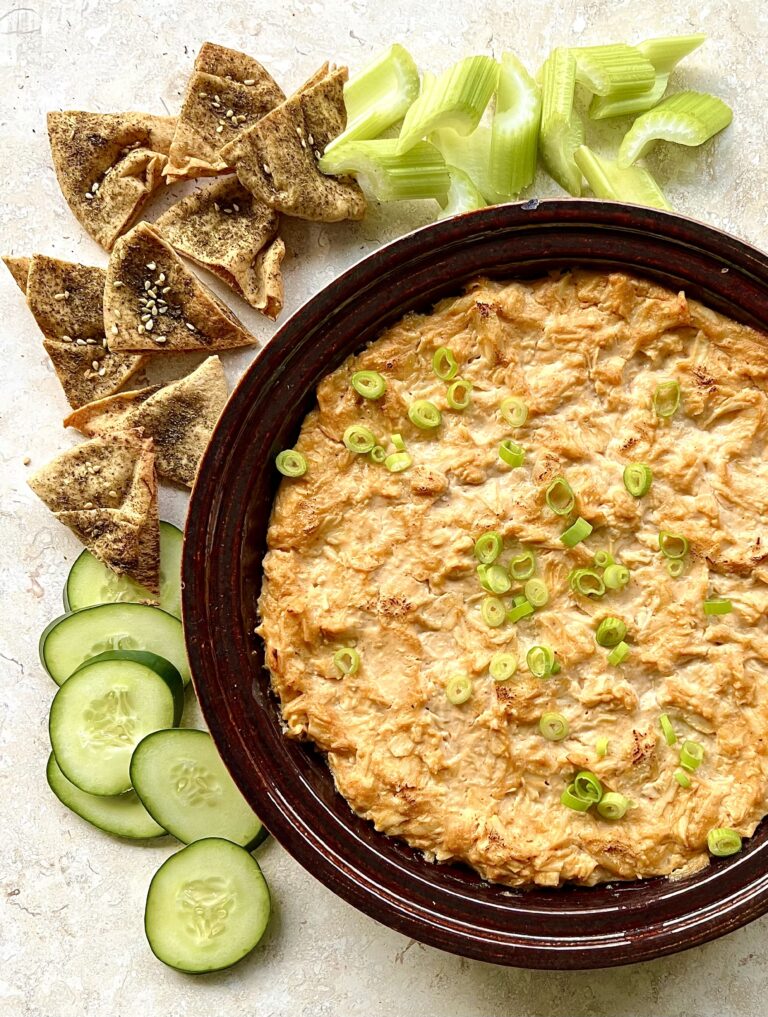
396 55 499 154
432 126 506 204
318 139 449 201
573 43 655 97
325 44 420 154
438 166 487 218
490 53 541 196
618 90 732 167
590 34 706 119
539 47 584 196
575 145 670 210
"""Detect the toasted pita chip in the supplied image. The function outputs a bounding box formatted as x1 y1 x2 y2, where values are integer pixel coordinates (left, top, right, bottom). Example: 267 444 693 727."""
165 42 285 183
155 177 284 317
220 63 366 222
3 256 30 292
48 110 175 250
28 431 160 592
64 356 228 486
105 223 256 352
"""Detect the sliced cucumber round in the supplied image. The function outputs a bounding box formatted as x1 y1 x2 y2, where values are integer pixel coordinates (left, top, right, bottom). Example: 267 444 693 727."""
46 753 166 840
49 651 184 796
145 838 271 973
40 602 190 687
131 730 266 850
63 521 183 618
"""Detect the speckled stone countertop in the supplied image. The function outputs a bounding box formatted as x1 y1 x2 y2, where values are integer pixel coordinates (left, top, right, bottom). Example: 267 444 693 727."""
2 1 768 1014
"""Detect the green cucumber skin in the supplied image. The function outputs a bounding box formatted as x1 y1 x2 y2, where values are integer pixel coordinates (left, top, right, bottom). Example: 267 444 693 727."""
70 651 185 726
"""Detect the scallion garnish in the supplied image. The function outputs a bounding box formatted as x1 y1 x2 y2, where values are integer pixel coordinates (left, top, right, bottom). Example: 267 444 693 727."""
596 736 609 758
481 596 506 628
539 712 569 741
343 424 377 454
370 445 387 464
490 52 541 196
539 47 584 196
653 379 681 419
524 578 549 608
623 462 653 497
560 516 593 548
527 644 557 678
595 616 627 647
509 548 536 581
680 739 704 772
659 714 677 746
507 600 534 623
391 433 406 451
545 476 575 516
574 770 603 804
500 396 528 427
489 652 517 682
483 564 512 595
571 569 605 598
474 530 502 565
333 647 360 676
447 378 472 410
658 531 688 559
667 559 684 579
319 139 451 202
446 674 473 705
674 769 692 789
707 827 742 858
703 598 733 615
561 783 591 812
607 640 630 665
408 400 441 429
593 549 614 569
618 90 733 168
275 449 308 477
384 451 412 472
432 346 458 381
597 791 629 820
603 563 630 589
351 370 387 400
499 439 525 468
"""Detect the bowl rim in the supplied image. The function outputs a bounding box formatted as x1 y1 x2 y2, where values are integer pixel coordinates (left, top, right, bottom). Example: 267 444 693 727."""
184 198 768 969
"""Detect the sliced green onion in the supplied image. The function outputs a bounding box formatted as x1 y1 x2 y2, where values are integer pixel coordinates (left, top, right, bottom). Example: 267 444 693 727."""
509 549 536 581
597 791 629 820
446 674 473 705
572 569 605 598
447 378 472 410
513 596 527 607
623 463 653 497
397 55 499 153
574 770 603 804
391 433 406 451
437 165 488 219
499 439 525 468
707 827 742 858
319 139 450 202
275 449 308 477
561 783 591 812
539 712 569 741
604 563 630 589
560 516 592 548
607 641 630 666
704 598 733 616
333 647 360 676
538 47 583 196
545 476 575 516
573 43 655 98
500 396 528 427
527 644 557 679
483 564 511 595
369 445 387 464
432 346 458 381
658 531 688 559
351 370 386 399
593 549 614 569
667 559 685 579
325 44 420 154
618 90 733 168
595 616 627 647
524 578 549 608
408 400 441 430
596 736 609 758
674 769 692 789
507 600 534 623
660 714 677 746
481 596 506 628
680 739 704 772
490 52 541 197
384 451 412 472
343 424 376 454
489 652 517 682
574 144 670 209
474 530 502 565
653 379 681 419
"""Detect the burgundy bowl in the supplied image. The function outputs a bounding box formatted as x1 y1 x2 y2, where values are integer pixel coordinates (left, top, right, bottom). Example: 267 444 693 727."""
184 199 768 969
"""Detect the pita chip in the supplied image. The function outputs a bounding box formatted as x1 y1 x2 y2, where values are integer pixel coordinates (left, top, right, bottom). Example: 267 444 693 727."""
48 110 175 250
19 255 147 408
155 177 285 317
3 256 30 292
64 356 228 487
105 222 257 352
220 63 366 222
28 431 160 592
165 42 285 183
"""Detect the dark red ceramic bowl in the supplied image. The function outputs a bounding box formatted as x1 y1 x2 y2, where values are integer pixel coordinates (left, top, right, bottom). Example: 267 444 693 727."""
184 199 768 969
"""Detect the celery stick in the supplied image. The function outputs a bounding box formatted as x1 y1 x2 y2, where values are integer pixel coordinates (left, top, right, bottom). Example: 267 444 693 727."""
318 139 450 201
431 126 505 205
396 56 499 154
438 166 488 218
573 43 655 97
538 47 584 196
617 90 732 167
638 34 707 75
490 53 541 196
575 145 670 209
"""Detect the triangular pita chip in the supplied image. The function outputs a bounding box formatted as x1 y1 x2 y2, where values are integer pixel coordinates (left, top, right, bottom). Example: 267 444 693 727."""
220 63 366 222
155 177 285 317
64 356 228 487
48 110 175 250
18 256 147 408
3 256 30 292
105 222 256 352
165 42 285 183
28 431 160 592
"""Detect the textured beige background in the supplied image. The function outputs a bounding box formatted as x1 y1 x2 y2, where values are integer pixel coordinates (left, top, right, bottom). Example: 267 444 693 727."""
2 1 768 1015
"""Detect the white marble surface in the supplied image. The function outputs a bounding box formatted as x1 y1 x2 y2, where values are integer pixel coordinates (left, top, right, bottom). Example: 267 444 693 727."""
3 1 768 1014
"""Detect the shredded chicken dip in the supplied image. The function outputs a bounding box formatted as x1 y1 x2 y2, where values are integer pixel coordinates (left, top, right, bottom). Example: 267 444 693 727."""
258 270 768 887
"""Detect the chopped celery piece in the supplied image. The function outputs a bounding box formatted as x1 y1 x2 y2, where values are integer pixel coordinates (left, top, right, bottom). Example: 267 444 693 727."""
618 91 732 167
319 139 449 202
573 43 655 97
438 166 487 218
575 145 670 210
590 35 706 120
490 53 541 197
539 48 584 196
432 126 505 204
326 44 420 154
396 56 499 154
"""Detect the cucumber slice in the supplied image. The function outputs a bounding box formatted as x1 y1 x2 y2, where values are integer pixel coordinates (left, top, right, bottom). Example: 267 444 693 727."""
46 753 166 839
145 839 271 973
49 651 184 796
64 521 183 618
131 730 266 849
40 602 190 687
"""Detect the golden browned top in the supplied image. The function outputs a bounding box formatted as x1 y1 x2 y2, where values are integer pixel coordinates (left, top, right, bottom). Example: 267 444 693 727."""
258 270 768 887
